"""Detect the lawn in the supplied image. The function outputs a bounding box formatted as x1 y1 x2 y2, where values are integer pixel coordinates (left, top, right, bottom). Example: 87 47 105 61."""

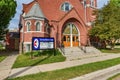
0 44 5 50
12 49 66 68
100 48 120 53
8 57 120 80
0 56 6 62
108 73 120 80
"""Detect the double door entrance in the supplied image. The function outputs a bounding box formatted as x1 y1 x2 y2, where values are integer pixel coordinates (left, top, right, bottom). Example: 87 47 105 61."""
62 23 79 47
63 35 79 47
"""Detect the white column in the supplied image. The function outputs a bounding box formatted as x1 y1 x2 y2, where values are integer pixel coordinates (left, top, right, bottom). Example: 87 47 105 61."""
70 24 73 47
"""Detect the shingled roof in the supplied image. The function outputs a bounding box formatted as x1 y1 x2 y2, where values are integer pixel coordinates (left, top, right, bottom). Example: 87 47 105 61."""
24 2 45 19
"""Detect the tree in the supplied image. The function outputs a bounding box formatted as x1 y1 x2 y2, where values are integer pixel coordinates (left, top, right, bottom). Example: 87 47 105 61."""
90 1 120 49
0 0 17 40
110 0 120 7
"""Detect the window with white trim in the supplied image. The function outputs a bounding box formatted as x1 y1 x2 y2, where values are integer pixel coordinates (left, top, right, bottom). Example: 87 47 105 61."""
61 2 72 12
36 22 41 31
83 0 86 7
26 21 31 31
90 0 95 7
46 24 50 33
26 44 31 52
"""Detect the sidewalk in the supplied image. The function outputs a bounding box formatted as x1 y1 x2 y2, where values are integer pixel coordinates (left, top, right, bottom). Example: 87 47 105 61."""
70 64 120 80
0 51 18 80
8 53 120 79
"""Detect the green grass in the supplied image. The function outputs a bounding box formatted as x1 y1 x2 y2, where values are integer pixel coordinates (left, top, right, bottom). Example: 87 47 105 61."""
100 48 120 53
0 44 5 50
108 73 120 80
0 56 6 62
8 57 120 80
12 49 66 68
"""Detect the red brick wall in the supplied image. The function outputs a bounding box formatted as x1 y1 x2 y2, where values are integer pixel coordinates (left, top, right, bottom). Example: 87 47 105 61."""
20 0 97 51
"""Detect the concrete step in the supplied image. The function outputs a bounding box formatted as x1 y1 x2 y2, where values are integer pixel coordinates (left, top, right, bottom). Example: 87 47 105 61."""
64 47 83 52
62 46 102 61
86 47 101 54
64 51 84 55
66 53 104 61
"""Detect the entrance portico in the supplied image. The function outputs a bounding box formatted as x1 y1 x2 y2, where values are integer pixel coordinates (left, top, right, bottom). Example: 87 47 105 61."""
62 23 80 47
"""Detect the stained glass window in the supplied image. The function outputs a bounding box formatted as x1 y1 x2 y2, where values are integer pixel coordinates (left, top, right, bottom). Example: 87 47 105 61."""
63 24 70 34
63 23 78 34
72 24 78 34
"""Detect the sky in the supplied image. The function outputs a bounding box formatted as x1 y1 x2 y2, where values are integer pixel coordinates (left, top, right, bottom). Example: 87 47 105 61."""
8 0 109 30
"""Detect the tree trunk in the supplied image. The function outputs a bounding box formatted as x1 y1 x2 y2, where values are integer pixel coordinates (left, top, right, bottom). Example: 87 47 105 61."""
110 39 116 50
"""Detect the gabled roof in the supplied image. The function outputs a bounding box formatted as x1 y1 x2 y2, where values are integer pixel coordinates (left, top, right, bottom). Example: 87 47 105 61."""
22 0 96 22
58 8 86 30
36 0 85 21
24 2 45 19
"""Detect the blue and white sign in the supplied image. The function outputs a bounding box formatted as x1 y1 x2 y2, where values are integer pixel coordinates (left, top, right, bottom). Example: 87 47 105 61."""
32 37 40 50
32 37 54 50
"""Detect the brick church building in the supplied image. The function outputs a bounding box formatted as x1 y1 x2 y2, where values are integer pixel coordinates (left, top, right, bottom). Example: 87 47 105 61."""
19 0 97 53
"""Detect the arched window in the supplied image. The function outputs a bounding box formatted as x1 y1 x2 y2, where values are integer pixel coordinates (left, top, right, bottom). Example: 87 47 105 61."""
26 21 31 31
63 23 78 34
61 2 72 12
36 22 41 31
91 0 95 7
83 0 86 7
46 24 50 33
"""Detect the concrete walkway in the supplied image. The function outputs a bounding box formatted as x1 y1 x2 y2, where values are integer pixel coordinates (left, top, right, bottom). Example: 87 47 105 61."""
0 51 18 80
70 64 120 80
8 53 120 79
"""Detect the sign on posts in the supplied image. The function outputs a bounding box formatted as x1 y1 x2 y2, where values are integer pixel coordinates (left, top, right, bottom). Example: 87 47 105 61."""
32 37 54 50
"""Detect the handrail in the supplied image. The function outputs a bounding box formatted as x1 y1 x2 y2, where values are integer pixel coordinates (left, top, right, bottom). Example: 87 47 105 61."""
59 44 65 55
78 46 87 53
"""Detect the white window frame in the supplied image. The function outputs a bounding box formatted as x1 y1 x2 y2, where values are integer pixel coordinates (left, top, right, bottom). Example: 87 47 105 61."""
35 21 42 31
45 23 50 33
90 0 95 7
83 0 87 7
25 21 31 32
25 44 31 52
61 2 72 12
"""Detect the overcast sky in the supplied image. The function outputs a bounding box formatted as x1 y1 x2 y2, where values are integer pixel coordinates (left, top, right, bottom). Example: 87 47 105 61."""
9 0 109 30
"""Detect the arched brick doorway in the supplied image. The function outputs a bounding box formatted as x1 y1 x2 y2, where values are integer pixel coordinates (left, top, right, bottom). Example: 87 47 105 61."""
62 23 80 47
